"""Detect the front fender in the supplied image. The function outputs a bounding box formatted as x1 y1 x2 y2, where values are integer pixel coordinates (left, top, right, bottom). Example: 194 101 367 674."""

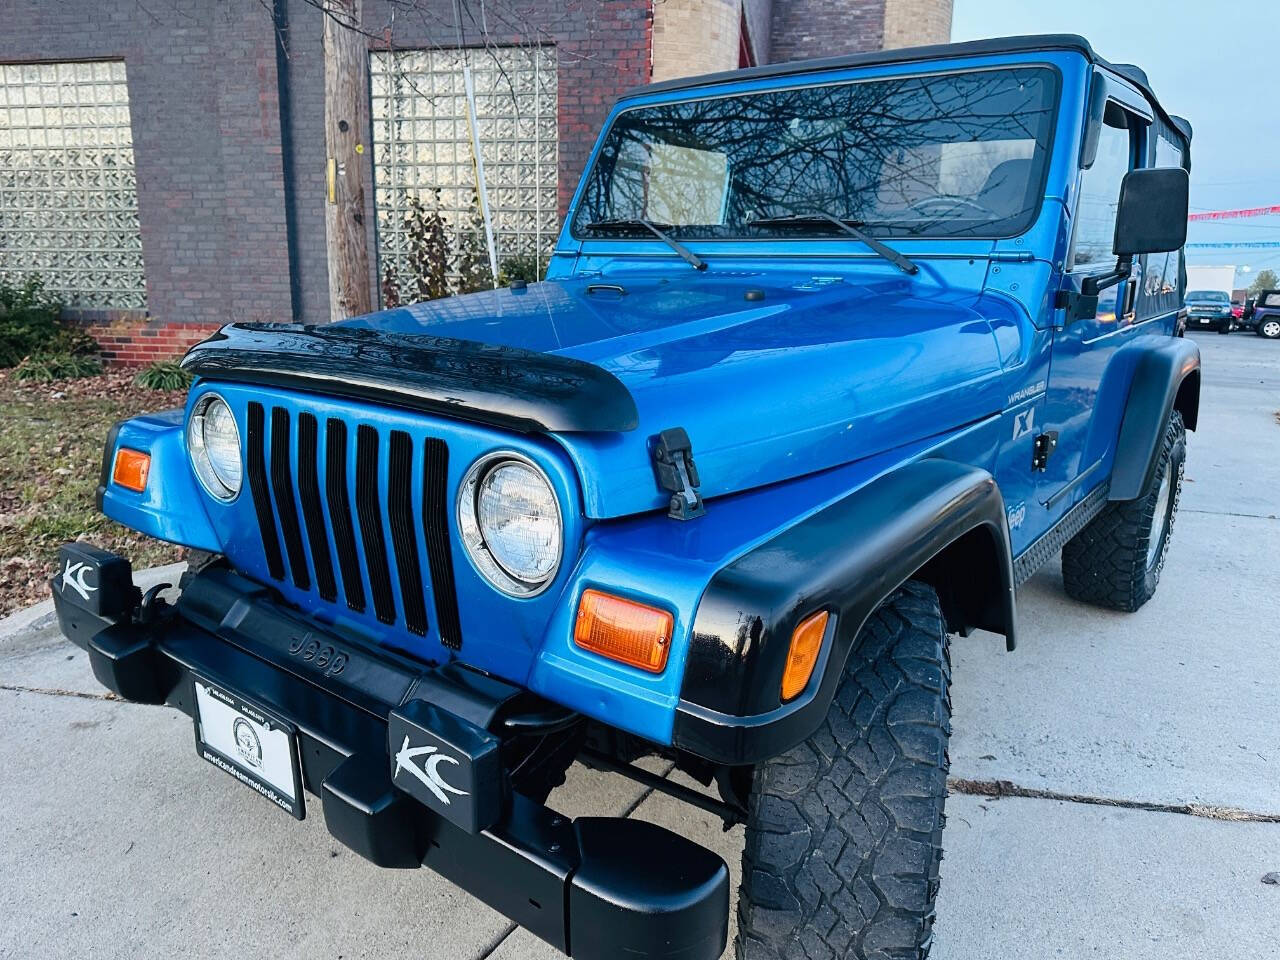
1109 337 1200 501
98 412 221 552
672 458 1014 765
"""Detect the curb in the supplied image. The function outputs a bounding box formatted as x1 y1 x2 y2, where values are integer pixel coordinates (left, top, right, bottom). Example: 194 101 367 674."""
0 560 188 642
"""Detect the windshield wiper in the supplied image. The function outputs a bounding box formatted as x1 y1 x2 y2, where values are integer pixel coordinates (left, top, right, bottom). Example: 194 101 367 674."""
749 213 919 275
584 218 707 271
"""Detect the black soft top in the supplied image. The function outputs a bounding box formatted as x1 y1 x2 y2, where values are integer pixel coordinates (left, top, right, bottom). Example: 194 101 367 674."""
621 33 1191 147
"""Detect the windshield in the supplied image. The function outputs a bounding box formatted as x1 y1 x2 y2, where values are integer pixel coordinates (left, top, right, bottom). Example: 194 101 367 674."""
1186 290 1229 302
573 66 1059 241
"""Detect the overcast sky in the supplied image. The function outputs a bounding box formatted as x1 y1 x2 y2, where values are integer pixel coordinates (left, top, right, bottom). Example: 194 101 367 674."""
952 0 1280 283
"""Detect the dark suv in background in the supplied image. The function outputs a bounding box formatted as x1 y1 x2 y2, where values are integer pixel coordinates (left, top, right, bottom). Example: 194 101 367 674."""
1247 290 1280 339
1184 289 1236 333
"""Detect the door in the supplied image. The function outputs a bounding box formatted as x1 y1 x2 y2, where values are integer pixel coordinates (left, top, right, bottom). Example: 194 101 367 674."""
1036 82 1149 517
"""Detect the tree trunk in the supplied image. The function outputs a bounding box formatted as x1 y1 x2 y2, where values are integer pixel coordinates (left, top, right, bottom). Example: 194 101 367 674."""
323 0 373 321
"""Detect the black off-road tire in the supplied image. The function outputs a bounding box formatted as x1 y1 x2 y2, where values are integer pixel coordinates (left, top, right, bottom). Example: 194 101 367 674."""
1061 410 1185 611
736 582 950 960
1258 317 1280 339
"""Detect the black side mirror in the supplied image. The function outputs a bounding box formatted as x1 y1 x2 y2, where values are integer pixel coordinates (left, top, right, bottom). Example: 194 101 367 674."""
1060 167 1189 325
1114 167 1189 256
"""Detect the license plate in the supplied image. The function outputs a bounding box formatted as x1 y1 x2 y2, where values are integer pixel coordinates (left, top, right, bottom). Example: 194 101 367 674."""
193 677 304 819
1198 318 1212 324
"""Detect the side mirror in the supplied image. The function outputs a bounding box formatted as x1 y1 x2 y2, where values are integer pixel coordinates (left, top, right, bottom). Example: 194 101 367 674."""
1114 167 1189 256
1060 167 1189 325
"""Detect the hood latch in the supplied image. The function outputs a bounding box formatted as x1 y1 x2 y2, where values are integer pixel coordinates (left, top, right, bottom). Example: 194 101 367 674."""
651 427 706 521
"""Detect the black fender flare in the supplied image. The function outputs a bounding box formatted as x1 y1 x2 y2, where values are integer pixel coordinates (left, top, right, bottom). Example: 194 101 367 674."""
1109 337 1200 501
671 458 1015 765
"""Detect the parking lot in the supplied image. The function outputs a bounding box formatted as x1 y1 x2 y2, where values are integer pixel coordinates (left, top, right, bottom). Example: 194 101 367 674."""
1 332 1277 960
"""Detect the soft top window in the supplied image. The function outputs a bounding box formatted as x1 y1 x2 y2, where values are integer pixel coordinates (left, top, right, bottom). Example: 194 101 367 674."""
573 66 1059 241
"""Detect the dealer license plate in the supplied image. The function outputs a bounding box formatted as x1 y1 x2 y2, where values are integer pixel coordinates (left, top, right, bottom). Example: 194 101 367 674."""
193 678 304 819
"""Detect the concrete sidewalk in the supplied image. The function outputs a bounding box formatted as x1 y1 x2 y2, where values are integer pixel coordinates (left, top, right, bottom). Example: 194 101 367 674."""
1 333 1277 959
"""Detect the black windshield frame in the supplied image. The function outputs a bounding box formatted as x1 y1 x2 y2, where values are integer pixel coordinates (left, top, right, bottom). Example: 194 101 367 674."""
571 64 1062 243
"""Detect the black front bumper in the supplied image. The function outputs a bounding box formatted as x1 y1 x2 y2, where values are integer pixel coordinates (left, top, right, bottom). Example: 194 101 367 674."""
52 546 728 960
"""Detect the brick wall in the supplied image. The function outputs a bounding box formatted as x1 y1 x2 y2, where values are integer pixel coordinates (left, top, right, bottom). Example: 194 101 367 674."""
87 317 226 367
769 0 888 62
0 0 651 363
882 0 953 49
2 0 950 366
273 0 654 326
743 0 774 64
652 0 741 81
0 0 293 364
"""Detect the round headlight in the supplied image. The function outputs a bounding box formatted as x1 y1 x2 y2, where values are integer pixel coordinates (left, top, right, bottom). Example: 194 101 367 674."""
188 393 242 501
458 453 562 596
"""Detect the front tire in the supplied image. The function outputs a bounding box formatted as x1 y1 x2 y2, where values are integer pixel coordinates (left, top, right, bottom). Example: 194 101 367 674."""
1061 410 1185 611
736 582 950 960
1217 320 1232 334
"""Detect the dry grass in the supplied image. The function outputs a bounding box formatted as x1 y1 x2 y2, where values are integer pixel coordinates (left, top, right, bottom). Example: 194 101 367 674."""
0 368 188 617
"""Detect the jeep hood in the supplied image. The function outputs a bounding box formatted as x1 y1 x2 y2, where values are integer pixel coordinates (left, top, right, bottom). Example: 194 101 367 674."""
343 270 1013 518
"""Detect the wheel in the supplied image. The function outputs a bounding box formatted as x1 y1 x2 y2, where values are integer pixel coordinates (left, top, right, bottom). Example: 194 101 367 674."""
1061 410 1185 611
736 582 950 960
1217 320 1232 334
1259 317 1280 339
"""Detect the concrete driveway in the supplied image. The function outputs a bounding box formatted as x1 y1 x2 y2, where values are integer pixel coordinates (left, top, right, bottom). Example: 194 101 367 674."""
2 333 1277 960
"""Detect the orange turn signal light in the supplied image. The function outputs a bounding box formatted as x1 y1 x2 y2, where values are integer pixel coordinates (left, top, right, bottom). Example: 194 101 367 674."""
573 589 674 674
112 447 151 493
781 610 829 702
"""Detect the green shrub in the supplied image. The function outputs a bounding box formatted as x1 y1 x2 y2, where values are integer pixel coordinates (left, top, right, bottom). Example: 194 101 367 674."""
0 275 98 368
135 360 193 391
12 352 104 382
498 254 547 286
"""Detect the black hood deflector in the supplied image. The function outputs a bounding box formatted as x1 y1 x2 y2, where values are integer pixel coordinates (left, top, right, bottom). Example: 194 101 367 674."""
181 323 639 434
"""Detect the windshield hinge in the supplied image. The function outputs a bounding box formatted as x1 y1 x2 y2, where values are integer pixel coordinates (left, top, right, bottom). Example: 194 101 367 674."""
1031 431 1059 471
991 251 1035 263
650 427 706 521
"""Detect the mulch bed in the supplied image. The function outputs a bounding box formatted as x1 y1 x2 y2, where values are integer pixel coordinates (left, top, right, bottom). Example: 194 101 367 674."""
0 368 188 618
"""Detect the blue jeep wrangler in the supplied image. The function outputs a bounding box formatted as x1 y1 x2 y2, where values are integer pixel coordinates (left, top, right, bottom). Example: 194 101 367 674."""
53 34 1198 960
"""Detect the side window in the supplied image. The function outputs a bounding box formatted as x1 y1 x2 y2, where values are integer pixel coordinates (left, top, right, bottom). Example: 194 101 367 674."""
1136 133 1186 319
1068 115 1134 272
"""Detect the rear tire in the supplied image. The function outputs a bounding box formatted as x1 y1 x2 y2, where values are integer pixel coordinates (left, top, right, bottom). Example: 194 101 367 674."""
1259 318 1280 339
736 582 950 960
1061 410 1185 611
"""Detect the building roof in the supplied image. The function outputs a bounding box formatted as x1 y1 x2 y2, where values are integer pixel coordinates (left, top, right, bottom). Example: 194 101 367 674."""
620 33 1191 145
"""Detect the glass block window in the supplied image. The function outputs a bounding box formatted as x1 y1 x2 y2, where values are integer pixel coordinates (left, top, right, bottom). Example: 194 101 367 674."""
370 46 558 290
0 60 145 310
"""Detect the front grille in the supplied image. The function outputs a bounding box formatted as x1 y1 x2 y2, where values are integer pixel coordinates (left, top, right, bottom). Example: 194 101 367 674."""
355 423 396 625
388 430 429 636
296 413 337 603
245 404 285 581
245 402 463 649
324 419 366 613
270 407 310 592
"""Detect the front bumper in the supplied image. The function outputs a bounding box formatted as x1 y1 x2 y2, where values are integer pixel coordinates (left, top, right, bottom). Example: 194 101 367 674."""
51 544 728 960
